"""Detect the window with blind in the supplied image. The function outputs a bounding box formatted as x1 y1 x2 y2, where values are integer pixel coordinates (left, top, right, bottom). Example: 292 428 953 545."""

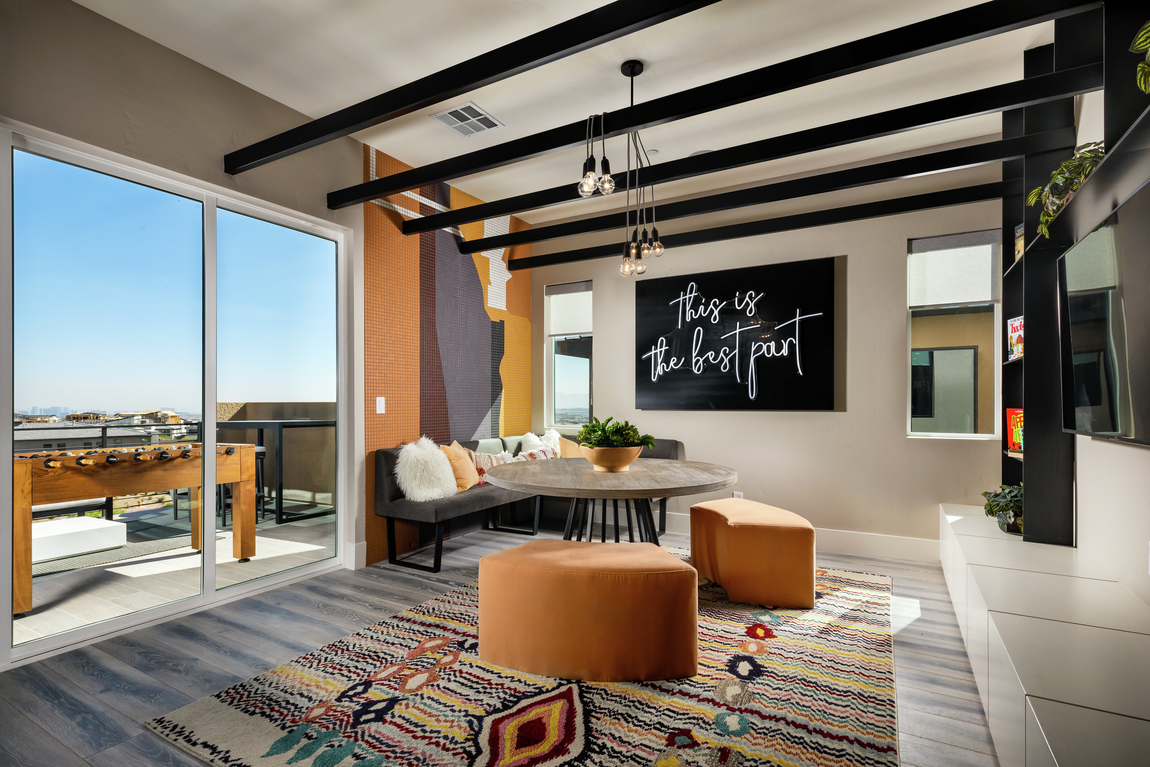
545 281 592 427
907 231 1000 436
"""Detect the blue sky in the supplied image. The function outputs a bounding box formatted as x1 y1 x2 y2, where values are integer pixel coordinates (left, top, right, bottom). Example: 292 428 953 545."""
13 150 336 415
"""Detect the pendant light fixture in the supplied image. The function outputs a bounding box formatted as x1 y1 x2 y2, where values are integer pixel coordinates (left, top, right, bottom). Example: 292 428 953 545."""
577 114 615 197
618 60 663 277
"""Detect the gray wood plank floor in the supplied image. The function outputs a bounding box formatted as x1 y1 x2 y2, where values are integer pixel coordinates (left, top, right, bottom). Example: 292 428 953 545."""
0 529 995 767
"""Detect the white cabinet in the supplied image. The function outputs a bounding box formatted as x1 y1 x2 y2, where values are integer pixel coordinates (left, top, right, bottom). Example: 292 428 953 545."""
987 616 1026 767
937 504 1150 767
1026 696 1150 766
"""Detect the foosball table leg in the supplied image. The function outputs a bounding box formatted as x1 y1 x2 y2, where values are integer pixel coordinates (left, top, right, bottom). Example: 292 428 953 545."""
190 485 203 552
13 462 33 616
233 479 256 563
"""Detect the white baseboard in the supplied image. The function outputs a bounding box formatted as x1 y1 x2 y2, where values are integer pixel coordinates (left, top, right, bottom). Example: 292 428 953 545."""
812 527 939 563
664 512 939 563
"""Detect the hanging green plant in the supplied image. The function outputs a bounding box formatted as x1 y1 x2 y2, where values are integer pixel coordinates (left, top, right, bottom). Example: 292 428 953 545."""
1131 19 1150 93
1026 141 1105 239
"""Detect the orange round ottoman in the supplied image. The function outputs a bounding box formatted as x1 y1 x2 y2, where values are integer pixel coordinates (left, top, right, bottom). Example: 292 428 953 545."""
478 539 698 682
690 498 815 608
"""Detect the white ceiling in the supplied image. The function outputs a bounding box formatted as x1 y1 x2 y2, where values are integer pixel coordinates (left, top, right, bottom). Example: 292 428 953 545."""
75 0 1055 228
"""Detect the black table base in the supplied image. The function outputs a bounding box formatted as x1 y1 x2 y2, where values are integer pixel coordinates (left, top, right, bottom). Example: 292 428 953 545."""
563 497 660 546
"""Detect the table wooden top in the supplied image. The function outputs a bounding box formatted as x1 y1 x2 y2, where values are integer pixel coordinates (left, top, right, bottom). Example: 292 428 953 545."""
483 457 737 499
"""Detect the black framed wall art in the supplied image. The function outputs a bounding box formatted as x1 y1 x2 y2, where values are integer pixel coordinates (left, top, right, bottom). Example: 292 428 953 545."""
635 256 846 411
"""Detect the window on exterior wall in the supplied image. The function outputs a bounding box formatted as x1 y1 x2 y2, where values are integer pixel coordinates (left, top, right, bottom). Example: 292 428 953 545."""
545 281 592 427
907 231 1000 436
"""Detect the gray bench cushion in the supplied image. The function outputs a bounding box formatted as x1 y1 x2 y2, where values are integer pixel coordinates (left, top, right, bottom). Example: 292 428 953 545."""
374 446 534 524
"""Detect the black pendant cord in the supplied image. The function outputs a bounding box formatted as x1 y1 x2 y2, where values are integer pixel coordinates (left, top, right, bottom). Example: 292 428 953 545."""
634 131 657 232
600 112 608 165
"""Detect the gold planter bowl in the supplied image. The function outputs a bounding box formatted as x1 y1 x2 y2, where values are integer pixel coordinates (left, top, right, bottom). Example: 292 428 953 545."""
579 445 643 472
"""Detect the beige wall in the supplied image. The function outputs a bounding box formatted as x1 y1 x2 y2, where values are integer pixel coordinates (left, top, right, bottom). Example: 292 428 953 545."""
910 311 996 434
0 0 361 226
531 202 1003 543
1077 436 1150 607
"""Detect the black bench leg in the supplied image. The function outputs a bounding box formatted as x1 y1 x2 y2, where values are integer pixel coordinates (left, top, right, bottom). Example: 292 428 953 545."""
104 496 114 521
659 498 667 534
489 499 541 536
386 517 444 573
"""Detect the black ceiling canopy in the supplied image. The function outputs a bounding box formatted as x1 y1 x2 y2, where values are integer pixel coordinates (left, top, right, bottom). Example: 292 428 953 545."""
328 0 1100 208
460 129 1075 253
507 180 1022 271
223 0 723 175
405 65 1100 235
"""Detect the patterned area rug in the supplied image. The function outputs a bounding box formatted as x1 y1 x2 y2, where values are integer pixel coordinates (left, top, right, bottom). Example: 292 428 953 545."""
147 568 898 766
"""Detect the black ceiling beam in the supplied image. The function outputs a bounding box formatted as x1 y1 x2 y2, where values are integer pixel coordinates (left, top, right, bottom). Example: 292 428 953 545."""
460 128 1075 253
508 180 1022 271
408 64 1100 234
224 0 723 175
330 0 1100 208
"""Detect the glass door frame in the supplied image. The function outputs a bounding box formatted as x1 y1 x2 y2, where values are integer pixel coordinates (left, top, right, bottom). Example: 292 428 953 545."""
1 125 356 669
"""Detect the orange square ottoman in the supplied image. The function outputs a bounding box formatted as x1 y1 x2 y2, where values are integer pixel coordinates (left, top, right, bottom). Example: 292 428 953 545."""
479 539 698 682
690 498 815 608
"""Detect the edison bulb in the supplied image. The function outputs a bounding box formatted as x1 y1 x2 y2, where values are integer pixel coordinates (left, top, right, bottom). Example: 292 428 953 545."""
640 242 651 257
652 241 665 257
620 257 634 276
597 174 615 194
634 258 647 274
577 172 598 198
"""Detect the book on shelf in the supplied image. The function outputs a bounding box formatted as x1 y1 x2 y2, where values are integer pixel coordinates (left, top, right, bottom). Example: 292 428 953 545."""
1014 223 1025 261
1007 408 1024 452
1008 316 1024 361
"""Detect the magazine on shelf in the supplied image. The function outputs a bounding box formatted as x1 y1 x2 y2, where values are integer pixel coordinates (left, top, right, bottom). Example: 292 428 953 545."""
1008 316 1024 361
1007 408 1024 452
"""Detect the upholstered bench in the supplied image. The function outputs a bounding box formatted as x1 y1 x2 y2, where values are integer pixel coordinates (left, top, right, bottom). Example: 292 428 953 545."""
478 539 698 682
690 498 815 608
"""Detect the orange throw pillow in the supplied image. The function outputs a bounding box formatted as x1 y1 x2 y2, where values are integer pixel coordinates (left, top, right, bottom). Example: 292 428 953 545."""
442 441 480 492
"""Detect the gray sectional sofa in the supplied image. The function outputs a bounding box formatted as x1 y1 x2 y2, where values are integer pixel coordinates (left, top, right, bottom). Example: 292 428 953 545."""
374 435 542 573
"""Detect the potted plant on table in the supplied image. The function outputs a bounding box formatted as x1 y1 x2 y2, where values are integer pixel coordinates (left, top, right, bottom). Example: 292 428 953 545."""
982 483 1023 535
576 416 656 472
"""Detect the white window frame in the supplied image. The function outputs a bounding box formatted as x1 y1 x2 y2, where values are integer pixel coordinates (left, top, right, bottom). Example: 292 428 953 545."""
0 121 360 671
543 281 592 432
905 233 1002 441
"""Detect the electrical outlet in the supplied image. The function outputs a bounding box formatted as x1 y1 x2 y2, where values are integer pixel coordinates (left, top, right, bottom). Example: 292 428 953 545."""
733 491 743 498
375 397 386 415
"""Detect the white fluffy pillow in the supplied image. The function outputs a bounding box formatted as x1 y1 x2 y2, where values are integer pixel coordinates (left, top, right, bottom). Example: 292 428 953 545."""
394 436 457 502
540 429 562 453
520 432 546 453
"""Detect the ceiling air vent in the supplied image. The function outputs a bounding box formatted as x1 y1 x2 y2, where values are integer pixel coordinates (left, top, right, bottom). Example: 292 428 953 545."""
432 102 503 137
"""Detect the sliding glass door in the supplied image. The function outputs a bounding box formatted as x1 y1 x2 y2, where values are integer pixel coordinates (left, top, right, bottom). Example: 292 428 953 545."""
6 134 345 657
12 149 204 645
215 208 338 588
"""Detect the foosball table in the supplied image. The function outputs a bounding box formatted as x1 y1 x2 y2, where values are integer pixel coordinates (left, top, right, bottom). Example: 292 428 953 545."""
11 442 257 615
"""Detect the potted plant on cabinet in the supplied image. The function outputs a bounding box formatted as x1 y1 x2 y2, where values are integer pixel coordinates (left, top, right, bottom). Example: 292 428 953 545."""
576 416 656 472
982 483 1024 535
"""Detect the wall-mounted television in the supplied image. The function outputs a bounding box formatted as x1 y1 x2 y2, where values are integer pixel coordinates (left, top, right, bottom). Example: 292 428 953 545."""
1058 179 1150 445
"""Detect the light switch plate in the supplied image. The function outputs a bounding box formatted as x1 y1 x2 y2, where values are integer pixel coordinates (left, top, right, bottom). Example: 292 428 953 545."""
376 397 386 415
733 491 743 498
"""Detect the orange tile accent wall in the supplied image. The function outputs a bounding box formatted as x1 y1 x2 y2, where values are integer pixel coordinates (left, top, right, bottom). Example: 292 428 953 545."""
363 146 532 565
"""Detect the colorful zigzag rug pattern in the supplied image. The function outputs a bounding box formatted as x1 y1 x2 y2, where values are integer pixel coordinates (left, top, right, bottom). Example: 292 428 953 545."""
148 567 897 766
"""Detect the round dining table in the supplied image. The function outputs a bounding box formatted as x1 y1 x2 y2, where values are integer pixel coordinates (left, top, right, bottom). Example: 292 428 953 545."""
483 457 737 545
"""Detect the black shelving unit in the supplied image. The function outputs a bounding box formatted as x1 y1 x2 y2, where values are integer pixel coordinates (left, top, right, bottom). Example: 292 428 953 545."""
996 5 1148 547
998 35 1085 546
